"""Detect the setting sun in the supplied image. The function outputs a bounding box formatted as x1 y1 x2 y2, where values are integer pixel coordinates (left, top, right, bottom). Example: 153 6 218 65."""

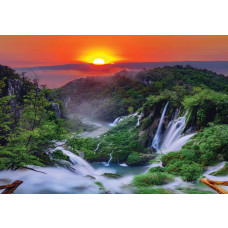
93 58 105 65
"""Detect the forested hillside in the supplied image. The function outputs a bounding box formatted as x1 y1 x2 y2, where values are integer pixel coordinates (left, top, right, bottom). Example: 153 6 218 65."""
57 65 228 121
0 65 66 170
1 64 227 194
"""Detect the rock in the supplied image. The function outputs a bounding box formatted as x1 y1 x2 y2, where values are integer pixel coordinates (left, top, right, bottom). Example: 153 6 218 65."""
85 175 96 179
102 173 122 178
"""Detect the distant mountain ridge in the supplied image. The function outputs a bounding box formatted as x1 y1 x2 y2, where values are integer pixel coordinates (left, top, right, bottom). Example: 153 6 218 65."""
17 61 228 76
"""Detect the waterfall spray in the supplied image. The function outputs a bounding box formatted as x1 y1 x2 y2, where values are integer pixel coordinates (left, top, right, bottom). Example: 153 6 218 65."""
159 111 195 154
151 102 169 151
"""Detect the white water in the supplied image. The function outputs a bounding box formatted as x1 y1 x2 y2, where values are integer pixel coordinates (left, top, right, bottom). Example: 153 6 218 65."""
151 102 169 151
105 152 113 166
0 145 145 194
159 111 195 154
57 146 95 175
109 117 121 127
94 142 102 153
136 113 142 127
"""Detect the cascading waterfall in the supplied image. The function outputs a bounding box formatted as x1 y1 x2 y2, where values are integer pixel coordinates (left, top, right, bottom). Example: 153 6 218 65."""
151 102 169 151
105 152 113 166
136 113 142 127
94 141 102 153
159 111 195 154
109 117 121 127
56 146 95 175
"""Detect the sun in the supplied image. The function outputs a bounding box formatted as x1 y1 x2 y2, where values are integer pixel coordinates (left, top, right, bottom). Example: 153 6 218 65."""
93 58 105 65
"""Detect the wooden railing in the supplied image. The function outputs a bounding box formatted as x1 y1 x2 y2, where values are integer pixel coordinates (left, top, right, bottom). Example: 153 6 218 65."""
0 180 23 194
200 178 228 194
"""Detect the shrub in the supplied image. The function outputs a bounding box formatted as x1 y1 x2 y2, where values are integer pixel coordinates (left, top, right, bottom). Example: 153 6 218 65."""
52 149 70 162
132 171 173 187
148 166 164 173
126 152 148 166
164 160 203 181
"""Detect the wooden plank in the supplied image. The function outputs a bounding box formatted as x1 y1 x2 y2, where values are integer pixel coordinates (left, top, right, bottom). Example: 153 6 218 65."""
0 184 15 190
207 179 228 186
1 180 23 194
200 178 228 194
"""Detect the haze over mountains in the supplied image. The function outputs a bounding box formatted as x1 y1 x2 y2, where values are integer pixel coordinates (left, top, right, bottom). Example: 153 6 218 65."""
16 61 228 88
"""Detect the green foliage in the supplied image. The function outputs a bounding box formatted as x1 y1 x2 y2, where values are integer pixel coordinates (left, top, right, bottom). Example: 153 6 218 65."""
52 149 70 162
57 66 228 121
0 67 66 170
126 152 148 166
148 166 164 173
132 171 174 187
102 173 122 178
128 106 134 114
161 124 228 181
164 160 203 181
182 89 228 126
66 132 99 161
135 187 173 194
94 181 110 194
177 187 213 194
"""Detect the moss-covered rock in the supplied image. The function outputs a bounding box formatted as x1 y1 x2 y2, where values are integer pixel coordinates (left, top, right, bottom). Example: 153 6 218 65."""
126 152 150 166
102 173 122 178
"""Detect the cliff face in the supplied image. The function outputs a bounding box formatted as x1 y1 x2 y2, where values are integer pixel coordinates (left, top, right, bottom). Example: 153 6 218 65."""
0 65 62 118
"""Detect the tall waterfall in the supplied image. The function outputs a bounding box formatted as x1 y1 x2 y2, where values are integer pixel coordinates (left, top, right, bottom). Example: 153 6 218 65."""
159 111 195 154
151 102 169 151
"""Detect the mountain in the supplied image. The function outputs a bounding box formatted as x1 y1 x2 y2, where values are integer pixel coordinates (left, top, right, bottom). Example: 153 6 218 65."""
56 65 228 121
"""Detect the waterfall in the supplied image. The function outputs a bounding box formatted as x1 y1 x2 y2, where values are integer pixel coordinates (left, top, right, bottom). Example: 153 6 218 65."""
109 117 121 127
94 141 102 153
159 111 195 154
105 152 113 166
151 102 169 151
136 113 142 127
56 146 95 175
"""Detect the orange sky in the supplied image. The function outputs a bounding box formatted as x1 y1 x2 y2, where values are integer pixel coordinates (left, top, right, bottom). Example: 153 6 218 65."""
0 35 228 67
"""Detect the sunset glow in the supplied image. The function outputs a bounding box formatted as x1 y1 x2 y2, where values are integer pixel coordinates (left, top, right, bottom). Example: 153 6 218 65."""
93 58 105 65
1 35 228 88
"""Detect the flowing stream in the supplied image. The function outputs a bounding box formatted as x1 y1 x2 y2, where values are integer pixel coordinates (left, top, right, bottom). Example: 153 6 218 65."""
0 145 147 194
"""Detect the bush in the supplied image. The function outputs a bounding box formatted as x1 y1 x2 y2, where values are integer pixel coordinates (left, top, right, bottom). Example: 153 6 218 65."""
148 166 164 173
126 152 148 166
164 160 203 181
52 150 70 162
132 171 174 187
